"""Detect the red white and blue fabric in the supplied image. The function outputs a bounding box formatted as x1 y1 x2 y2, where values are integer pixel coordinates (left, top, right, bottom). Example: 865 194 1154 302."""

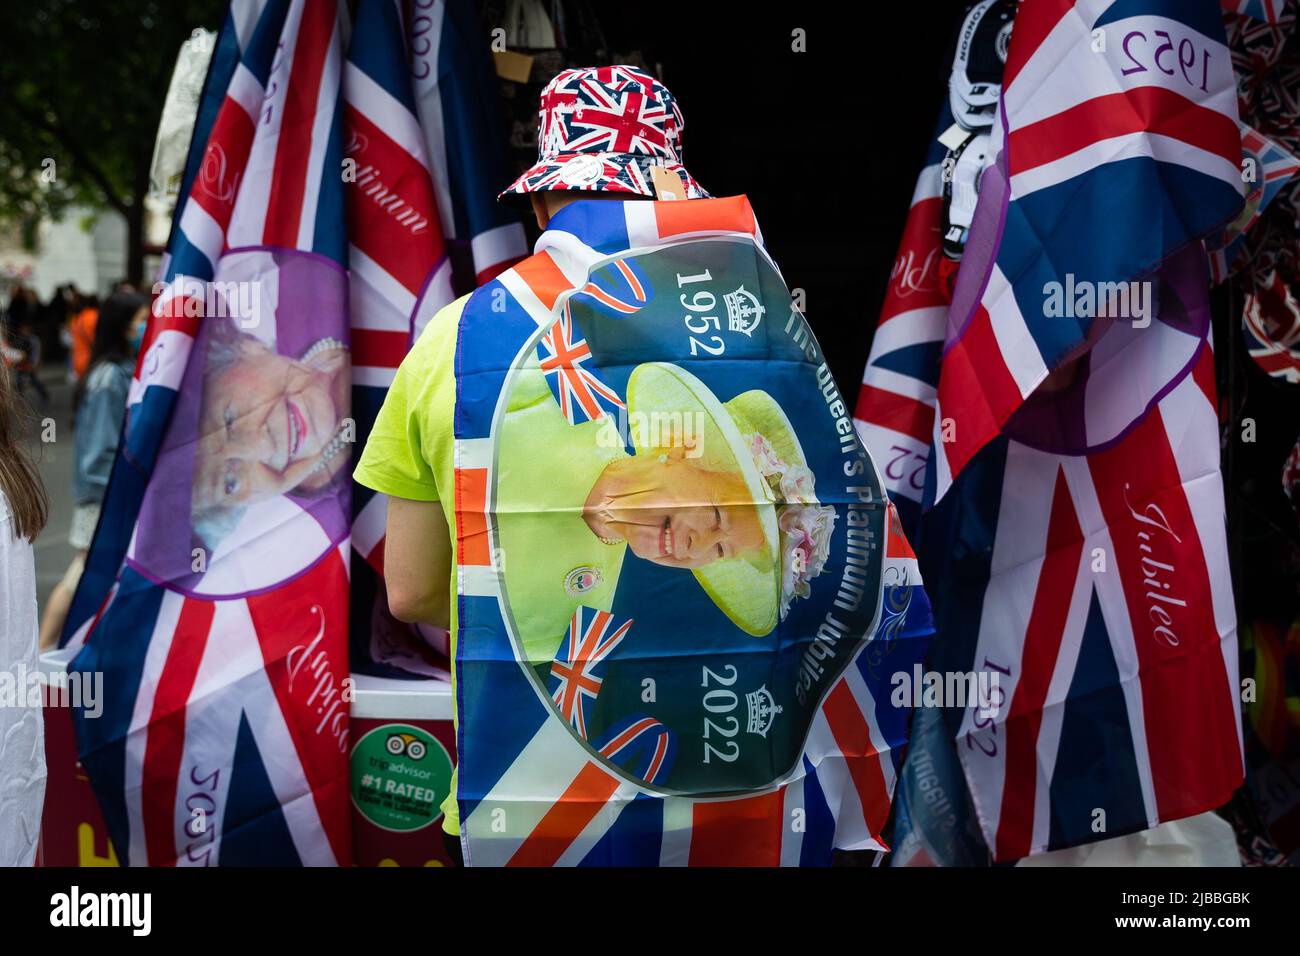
930 345 1243 860
857 1 1245 862
573 258 650 315
407 0 528 288
345 0 455 588
596 716 675 786
66 0 354 866
452 197 934 866
538 304 627 425
1208 126 1300 283
548 607 634 739
929 0 1245 502
1243 270 1300 382
1223 0 1290 23
500 65 709 201
852 103 954 534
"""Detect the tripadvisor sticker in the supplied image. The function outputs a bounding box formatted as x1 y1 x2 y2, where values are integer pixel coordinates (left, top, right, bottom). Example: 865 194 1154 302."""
350 723 452 833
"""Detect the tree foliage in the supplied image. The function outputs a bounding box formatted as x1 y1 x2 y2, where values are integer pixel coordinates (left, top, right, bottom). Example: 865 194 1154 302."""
0 0 226 279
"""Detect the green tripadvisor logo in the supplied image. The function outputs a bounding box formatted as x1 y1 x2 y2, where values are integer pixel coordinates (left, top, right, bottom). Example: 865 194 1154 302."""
350 723 453 833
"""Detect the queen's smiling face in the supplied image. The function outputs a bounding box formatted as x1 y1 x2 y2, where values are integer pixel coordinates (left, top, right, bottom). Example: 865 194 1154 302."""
583 446 767 569
192 332 347 515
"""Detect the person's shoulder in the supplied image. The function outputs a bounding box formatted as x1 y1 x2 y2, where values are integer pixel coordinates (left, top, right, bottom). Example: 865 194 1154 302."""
86 359 131 392
407 293 471 363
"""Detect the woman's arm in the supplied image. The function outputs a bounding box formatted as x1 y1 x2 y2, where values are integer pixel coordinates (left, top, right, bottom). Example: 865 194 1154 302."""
76 368 129 501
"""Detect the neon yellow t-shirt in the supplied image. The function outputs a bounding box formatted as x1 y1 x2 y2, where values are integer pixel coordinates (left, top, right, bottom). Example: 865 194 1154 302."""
353 294 467 835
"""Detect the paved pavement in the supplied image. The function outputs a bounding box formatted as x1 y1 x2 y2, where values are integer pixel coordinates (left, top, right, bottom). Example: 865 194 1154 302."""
20 367 78 617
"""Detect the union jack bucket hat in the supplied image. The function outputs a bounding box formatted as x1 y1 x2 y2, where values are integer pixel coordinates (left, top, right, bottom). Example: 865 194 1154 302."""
499 65 710 201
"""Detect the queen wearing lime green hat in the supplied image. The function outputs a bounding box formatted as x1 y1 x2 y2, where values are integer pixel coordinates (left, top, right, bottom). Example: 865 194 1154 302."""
495 357 837 665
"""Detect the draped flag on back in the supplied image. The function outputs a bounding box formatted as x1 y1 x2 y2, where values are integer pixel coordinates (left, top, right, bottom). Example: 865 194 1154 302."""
407 0 528 290
345 0 457 675
855 0 1245 863
930 0 1245 501
68 0 356 866
453 197 935 866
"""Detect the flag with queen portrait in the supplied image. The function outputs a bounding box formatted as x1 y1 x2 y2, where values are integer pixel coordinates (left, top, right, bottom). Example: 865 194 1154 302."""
450 196 935 866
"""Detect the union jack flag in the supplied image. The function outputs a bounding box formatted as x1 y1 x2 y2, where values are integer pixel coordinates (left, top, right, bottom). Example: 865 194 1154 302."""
344 0 456 650
66 0 355 866
857 0 1244 863
62 0 517 865
1208 126 1300 284
574 258 650 315
453 196 936 866
852 100 952 534
407 0 528 289
546 66 675 156
928 0 1245 501
548 607 634 739
538 303 627 424
597 716 675 786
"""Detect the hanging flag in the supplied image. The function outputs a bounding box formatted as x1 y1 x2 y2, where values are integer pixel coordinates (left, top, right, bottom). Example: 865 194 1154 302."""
344 0 457 677
64 0 273 644
923 326 1243 861
537 304 628 425
67 0 355 866
852 101 955 536
407 0 528 290
930 0 1245 501
451 197 935 866
856 1 1245 864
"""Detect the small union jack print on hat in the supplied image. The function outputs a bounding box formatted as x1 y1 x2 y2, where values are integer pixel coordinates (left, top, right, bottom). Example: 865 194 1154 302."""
500 65 709 200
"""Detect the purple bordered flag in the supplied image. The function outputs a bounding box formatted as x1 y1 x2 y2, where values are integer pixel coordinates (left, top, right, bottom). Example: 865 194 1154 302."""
66 0 357 867
929 0 1245 501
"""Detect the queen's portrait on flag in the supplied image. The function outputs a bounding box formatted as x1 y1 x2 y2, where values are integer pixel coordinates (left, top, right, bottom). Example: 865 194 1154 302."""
129 249 353 598
495 355 837 667
459 220 906 800
190 313 351 552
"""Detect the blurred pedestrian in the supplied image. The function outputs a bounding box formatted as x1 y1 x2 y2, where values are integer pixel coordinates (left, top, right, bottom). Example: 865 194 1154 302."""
38 291 148 649
36 284 74 364
67 292 100 382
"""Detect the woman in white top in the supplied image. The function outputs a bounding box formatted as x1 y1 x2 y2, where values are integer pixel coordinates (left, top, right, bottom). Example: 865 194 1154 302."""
0 356 49 866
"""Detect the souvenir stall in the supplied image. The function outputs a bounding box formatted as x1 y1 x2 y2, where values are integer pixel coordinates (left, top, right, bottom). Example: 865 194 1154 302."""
30 0 1300 869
